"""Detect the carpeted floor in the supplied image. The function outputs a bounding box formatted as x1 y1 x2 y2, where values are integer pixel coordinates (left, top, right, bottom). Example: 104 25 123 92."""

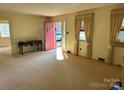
0 47 122 90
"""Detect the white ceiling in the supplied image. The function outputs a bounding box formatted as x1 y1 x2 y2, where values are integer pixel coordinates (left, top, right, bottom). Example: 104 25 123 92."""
0 3 115 16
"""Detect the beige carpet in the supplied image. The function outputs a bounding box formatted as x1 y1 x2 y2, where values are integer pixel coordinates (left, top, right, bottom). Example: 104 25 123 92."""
0 47 122 90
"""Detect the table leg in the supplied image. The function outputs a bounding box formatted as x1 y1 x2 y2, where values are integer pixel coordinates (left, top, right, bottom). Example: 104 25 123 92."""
18 46 21 54
21 46 23 55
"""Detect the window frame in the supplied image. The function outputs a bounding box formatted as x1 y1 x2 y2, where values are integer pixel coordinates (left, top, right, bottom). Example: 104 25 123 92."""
116 18 124 43
120 29 124 31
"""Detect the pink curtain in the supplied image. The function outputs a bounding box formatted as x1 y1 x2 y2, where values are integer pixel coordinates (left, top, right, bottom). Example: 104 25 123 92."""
44 21 55 50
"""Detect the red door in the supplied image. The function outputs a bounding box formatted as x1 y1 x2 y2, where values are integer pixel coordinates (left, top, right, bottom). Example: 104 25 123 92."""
44 21 55 50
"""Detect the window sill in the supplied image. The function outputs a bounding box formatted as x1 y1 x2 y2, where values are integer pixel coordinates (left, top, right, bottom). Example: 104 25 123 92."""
79 40 86 42
0 37 10 38
112 41 124 48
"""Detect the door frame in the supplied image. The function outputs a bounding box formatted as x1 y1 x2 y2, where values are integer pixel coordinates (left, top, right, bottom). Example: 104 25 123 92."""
55 21 62 48
0 17 13 55
54 21 67 51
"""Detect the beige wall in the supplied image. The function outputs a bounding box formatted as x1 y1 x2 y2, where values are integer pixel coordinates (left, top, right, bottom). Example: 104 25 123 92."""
53 4 124 63
0 37 10 47
0 12 45 54
113 47 124 66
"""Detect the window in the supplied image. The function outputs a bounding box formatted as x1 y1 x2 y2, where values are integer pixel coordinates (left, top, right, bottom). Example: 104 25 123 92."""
56 22 62 42
0 23 10 37
117 19 124 42
79 21 86 41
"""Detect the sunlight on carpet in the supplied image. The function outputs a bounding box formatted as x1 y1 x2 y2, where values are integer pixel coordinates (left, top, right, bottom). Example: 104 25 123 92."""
56 47 68 60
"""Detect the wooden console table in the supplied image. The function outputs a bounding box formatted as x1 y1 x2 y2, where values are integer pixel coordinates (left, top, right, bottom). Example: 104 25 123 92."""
18 40 42 55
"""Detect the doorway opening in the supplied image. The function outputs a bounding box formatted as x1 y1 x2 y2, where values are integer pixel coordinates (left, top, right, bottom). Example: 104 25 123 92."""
55 22 62 48
0 19 11 56
55 21 68 60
